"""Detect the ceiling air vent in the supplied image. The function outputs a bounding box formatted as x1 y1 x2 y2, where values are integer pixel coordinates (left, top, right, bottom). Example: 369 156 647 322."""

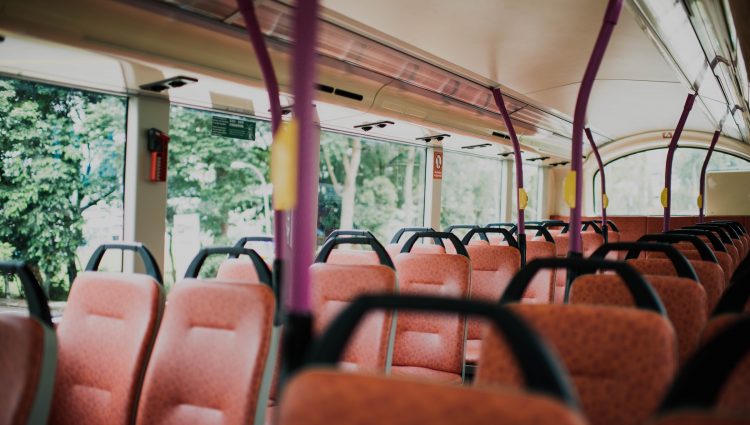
492 131 511 140
462 143 491 150
316 84 364 101
140 75 198 92
416 134 450 143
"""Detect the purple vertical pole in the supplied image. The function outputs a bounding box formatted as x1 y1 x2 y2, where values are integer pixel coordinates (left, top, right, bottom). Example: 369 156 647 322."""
491 87 526 266
236 0 287 268
569 0 623 255
280 0 320 381
663 94 696 231
698 130 720 223
289 0 319 315
585 128 607 241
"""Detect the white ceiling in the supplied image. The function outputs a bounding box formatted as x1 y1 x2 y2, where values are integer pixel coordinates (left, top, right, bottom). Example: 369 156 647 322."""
320 0 714 140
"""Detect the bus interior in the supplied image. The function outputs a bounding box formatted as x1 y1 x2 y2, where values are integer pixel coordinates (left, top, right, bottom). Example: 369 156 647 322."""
1 0 749 424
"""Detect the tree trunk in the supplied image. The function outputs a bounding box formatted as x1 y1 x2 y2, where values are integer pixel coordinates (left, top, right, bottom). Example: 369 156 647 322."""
167 229 177 284
403 148 416 225
339 138 362 229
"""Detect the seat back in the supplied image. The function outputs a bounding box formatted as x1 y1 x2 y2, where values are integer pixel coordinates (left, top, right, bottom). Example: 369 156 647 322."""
0 262 57 425
387 227 446 258
570 274 706 364
628 258 724 312
658 315 750 418
311 235 397 371
525 224 558 303
321 230 384 265
50 243 164 425
392 232 471 382
135 247 276 425
482 258 676 425
280 295 585 425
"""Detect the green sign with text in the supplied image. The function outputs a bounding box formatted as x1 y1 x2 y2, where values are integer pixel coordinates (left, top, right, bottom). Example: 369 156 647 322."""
211 116 255 140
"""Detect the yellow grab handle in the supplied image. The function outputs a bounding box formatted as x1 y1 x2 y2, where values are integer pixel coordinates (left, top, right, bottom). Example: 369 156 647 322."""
518 187 528 210
696 194 703 209
271 120 299 210
660 187 669 209
563 171 577 208
602 193 609 209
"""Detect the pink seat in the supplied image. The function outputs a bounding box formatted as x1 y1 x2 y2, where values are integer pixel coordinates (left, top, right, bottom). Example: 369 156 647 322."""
464 241 520 363
311 234 397 372
136 247 276 425
391 232 471 383
50 243 164 425
0 262 57 425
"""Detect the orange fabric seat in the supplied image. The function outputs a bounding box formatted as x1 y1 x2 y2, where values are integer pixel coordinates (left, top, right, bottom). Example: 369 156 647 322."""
279 371 585 425
653 315 750 422
481 258 677 425
463 241 520 363
50 264 164 425
0 262 57 425
391 232 471 383
477 304 676 425
280 294 585 425
628 258 724 312
135 277 275 425
570 274 706 364
311 235 397 372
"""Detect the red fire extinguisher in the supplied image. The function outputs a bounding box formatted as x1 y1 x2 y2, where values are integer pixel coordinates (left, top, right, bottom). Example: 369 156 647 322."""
147 128 170 182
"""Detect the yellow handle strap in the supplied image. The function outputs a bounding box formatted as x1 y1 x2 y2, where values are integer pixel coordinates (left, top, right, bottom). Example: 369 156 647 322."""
518 188 528 210
696 194 703 209
563 171 577 208
271 120 299 210
602 193 609 209
660 187 669 209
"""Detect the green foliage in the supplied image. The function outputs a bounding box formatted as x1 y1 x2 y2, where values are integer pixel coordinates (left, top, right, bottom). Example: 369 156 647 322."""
0 78 125 300
167 106 272 237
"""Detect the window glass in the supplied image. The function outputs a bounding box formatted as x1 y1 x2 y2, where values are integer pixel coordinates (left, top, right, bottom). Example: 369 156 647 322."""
165 106 272 286
0 77 126 306
511 163 541 221
593 147 750 215
318 132 426 244
440 151 501 229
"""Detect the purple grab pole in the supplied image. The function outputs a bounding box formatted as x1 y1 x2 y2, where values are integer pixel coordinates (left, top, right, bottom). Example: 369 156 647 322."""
569 0 623 255
663 93 696 231
585 128 607 241
289 0 320 314
491 87 526 266
698 130 721 223
236 0 287 266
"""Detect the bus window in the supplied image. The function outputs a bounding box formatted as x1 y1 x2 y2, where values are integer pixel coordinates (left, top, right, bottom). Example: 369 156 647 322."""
594 148 750 215
318 132 426 244
0 77 126 304
440 150 502 230
164 105 272 286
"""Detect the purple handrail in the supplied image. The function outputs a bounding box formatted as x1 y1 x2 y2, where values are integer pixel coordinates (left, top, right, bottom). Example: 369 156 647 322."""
491 88 525 234
236 0 287 264
289 0 320 314
698 130 720 223
492 87 526 266
585 128 607 239
663 93 696 231
569 0 623 255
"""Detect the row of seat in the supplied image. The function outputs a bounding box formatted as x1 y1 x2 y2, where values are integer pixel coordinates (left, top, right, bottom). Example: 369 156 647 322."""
4 219 748 425
2 242 279 425
277 218 750 425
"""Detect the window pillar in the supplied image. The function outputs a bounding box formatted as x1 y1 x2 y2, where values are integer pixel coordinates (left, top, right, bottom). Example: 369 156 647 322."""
424 146 443 229
123 94 170 273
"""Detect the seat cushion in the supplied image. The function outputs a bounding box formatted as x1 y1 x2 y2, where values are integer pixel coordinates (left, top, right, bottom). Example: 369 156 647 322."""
50 272 163 425
0 315 56 425
279 370 586 425
570 274 706 364
477 304 677 425
135 279 275 425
